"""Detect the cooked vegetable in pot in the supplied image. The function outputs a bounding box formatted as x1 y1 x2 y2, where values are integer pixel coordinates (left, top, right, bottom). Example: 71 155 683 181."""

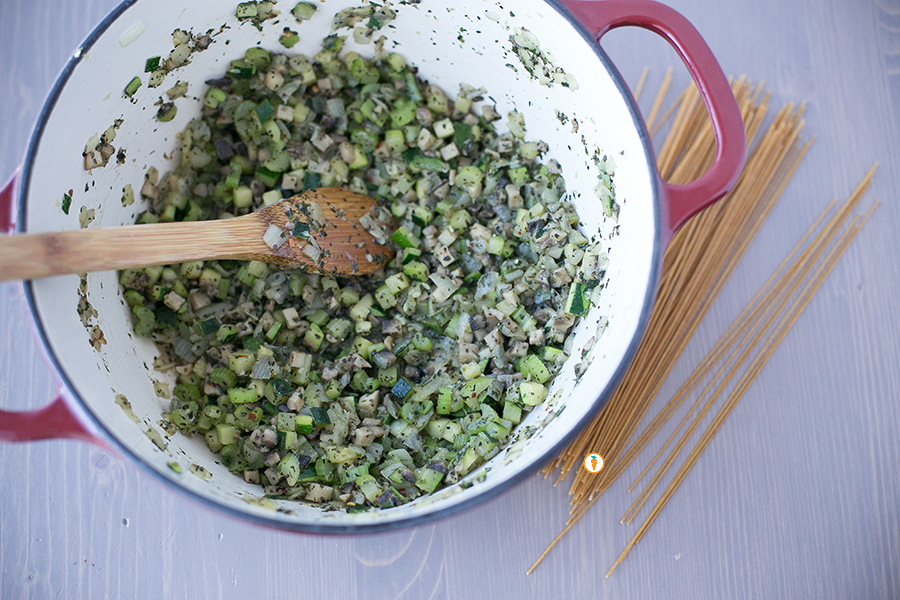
121 34 612 510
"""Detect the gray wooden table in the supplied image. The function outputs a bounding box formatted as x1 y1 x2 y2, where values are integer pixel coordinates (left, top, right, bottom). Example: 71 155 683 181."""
2 0 898 598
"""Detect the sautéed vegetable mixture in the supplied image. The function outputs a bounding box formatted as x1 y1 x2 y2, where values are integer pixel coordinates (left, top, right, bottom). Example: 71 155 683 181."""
120 33 612 511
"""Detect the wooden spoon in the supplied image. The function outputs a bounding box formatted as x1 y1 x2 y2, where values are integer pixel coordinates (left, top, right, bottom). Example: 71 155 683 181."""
0 188 394 281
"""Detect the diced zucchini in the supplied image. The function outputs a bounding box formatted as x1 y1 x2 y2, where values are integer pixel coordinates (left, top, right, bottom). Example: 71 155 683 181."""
303 322 325 350
228 387 259 404
520 355 551 384
291 2 317 21
502 401 522 424
295 414 314 434
518 381 548 406
216 423 240 445
459 377 493 410
414 464 445 492
390 378 413 400
391 225 420 249
565 281 591 316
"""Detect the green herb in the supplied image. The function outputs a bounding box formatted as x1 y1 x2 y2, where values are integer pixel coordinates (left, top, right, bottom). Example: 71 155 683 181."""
293 221 311 239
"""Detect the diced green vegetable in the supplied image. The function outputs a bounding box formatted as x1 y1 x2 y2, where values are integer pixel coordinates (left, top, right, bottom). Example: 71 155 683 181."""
156 102 177 122
309 406 330 426
295 414 314 434
291 2 317 21
124 76 142 98
279 28 300 48
520 355 551 384
228 387 259 404
391 225 420 249
519 381 548 405
564 281 590 316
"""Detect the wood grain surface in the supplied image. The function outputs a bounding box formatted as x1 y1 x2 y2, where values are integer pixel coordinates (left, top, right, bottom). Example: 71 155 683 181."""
0 189 390 280
2 0 899 598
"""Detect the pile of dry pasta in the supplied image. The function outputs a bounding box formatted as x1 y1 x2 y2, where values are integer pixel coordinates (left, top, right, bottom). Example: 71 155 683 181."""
529 72 878 575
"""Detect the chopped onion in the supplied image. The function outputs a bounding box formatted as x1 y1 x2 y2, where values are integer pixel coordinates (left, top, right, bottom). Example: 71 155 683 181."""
303 241 322 261
252 355 274 380
308 201 325 226
264 283 289 304
194 302 230 320
173 337 195 360
263 224 288 250
326 98 346 118
358 212 390 245
83 133 100 154
429 273 459 304
118 22 145 47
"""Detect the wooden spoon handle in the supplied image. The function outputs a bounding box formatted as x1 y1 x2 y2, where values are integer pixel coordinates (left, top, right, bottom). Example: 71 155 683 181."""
0 218 267 281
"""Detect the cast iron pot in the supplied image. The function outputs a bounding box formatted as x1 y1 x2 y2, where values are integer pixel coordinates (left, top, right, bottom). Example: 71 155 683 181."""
0 0 744 532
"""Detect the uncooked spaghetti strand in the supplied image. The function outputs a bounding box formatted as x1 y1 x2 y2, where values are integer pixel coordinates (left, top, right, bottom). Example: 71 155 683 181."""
694 212 872 471
649 103 794 361
557 88 809 499
696 215 868 456
648 87 685 139
631 210 867 539
616 180 830 487
668 80 753 181
633 67 650 102
529 477 616 573
622 181 868 524
680 131 811 339
676 131 808 349
649 77 704 139
631 179 875 523
622 310 769 524
645 67 673 132
657 85 702 178
561 111 802 502
562 98 802 500
607 192 876 577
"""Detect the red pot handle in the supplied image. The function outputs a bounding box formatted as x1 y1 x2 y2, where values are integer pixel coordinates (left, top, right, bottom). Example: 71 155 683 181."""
1 171 17 234
0 172 108 447
561 0 746 243
0 392 108 447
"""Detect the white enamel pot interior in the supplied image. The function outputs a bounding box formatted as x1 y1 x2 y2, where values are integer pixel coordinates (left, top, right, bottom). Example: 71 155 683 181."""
2 0 745 532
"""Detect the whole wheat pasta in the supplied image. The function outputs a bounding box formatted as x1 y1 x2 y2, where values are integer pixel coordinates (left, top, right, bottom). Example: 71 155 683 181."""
528 76 876 575
540 78 800 500
606 185 877 576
